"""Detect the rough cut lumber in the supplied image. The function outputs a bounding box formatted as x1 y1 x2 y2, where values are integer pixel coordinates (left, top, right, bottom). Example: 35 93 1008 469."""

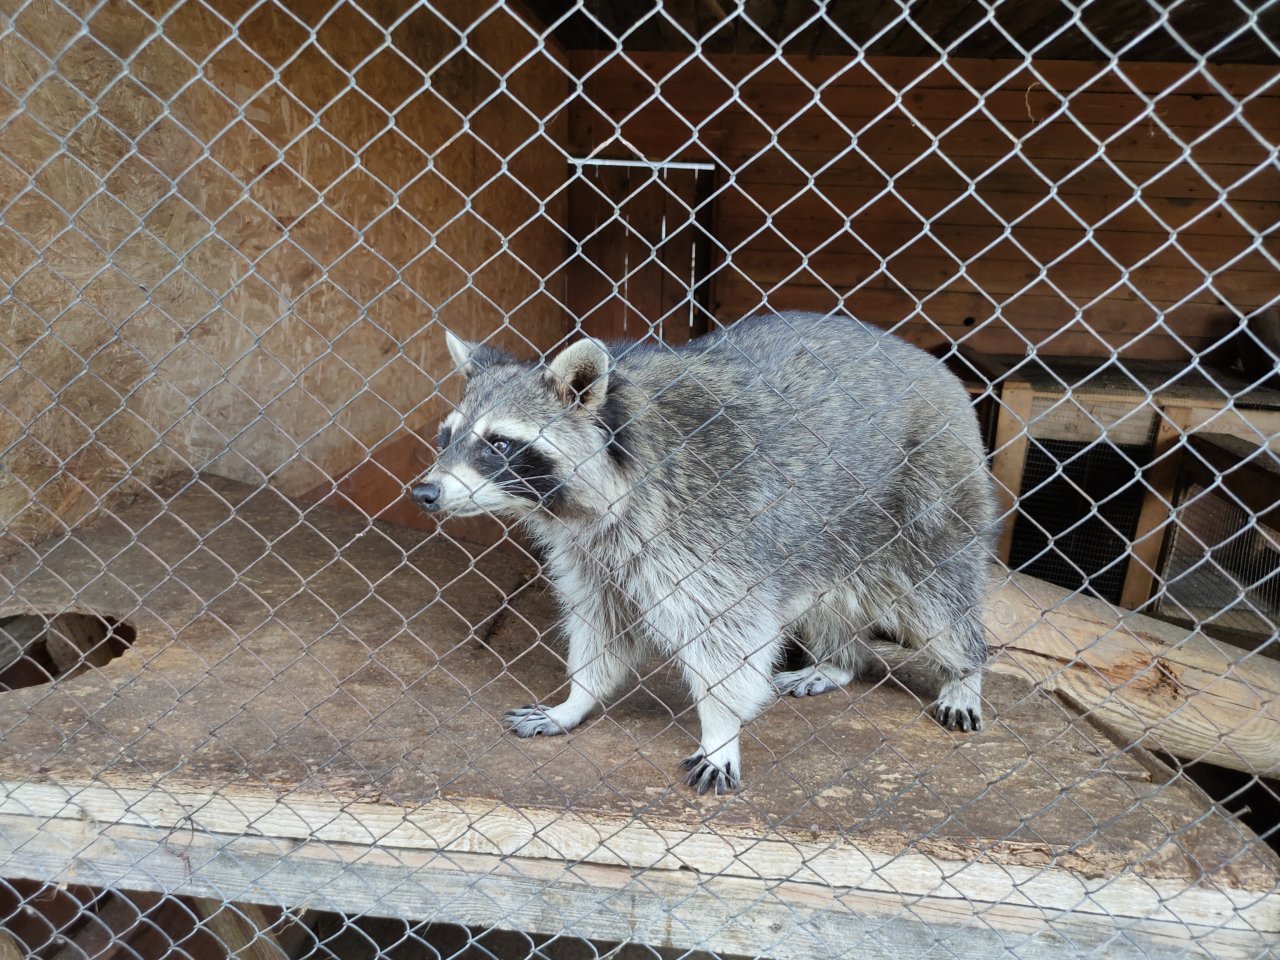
986 568 1280 776
0 815 1270 960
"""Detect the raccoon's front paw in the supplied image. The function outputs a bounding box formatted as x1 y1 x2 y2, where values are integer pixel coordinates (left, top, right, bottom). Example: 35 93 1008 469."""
503 705 570 737
935 702 982 732
679 751 738 796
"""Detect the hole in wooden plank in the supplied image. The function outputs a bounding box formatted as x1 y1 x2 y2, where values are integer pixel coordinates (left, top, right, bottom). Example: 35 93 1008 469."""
0 613 135 691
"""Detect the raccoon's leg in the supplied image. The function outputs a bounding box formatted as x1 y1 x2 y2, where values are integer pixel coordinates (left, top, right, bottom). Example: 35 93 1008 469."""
666 613 781 795
774 589 868 698
504 587 635 737
896 579 988 733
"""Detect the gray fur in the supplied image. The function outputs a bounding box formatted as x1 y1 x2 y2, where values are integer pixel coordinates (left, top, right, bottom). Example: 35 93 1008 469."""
415 312 998 794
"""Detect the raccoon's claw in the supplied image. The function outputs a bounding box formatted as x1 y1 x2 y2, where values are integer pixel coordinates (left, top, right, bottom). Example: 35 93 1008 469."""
934 704 983 733
503 705 569 737
679 750 705 772
680 752 737 795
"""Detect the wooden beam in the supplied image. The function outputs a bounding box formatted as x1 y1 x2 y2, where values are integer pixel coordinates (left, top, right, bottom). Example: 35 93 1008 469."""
1120 406 1192 610
0 815 1273 960
991 382 1035 562
986 567 1280 777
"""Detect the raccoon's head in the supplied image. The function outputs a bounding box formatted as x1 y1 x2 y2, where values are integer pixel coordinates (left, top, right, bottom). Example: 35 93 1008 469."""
409 330 624 521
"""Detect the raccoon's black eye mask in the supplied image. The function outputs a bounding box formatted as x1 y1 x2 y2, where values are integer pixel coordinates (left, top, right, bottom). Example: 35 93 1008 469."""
488 438 563 506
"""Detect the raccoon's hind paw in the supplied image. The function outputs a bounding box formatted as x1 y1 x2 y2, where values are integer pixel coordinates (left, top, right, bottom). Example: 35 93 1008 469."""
680 751 738 796
773 663 852 698
933 674 984 732
503 705 570 737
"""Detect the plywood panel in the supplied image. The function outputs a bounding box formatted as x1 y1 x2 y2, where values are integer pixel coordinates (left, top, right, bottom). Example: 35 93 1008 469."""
0 0 571 553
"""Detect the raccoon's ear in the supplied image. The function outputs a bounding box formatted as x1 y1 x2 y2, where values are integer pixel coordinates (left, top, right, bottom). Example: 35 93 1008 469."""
444 329 478 375
547 338 610 410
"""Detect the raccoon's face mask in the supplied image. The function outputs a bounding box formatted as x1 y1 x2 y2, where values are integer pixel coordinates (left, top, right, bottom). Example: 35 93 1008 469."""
410 332 612 520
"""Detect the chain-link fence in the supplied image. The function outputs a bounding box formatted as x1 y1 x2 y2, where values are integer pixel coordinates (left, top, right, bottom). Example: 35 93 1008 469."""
1 0 1278 957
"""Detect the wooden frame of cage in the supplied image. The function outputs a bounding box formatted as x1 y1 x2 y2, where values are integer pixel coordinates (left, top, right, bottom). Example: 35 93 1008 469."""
987 361 1280 612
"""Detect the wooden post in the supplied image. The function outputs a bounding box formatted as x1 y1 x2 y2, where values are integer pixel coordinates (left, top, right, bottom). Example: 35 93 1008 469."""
990 382 1035 563
189 898 290 960
1120 406 1192 610
0 932 23 960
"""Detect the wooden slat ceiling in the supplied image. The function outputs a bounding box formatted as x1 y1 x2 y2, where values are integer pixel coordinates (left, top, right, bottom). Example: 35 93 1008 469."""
524 0 1279 63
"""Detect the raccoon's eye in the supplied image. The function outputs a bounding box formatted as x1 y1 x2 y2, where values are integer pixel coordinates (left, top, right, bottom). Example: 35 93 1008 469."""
437 422 453 449
489 437 512 456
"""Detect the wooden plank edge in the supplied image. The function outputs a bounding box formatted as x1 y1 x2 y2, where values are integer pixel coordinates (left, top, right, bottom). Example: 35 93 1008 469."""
0 783 1274 933
0 814 1270 960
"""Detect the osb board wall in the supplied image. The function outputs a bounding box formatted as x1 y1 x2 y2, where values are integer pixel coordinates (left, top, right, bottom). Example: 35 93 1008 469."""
570 52 1280 361
0 0 569 552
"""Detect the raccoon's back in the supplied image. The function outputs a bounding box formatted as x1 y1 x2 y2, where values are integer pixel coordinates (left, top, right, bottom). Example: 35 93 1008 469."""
613 312 995 554
654 312 981 453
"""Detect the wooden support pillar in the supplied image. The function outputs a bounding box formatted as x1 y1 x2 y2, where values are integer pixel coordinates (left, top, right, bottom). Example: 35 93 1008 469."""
1120 406 1192 610
990 382 1035 563
189 898 290 960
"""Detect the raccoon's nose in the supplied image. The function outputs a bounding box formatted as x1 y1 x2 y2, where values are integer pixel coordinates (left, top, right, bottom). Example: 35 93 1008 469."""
410 481 442 511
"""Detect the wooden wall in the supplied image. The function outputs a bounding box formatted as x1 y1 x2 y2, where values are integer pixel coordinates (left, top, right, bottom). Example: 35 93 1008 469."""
0 0 569 551
570 53 1280 361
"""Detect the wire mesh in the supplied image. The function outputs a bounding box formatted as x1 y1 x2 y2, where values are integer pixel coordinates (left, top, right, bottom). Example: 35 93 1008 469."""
1 1 1278 958
1158 480 1280 637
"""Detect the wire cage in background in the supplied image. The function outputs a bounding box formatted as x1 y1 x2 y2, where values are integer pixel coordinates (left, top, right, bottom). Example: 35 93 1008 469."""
0 0 1278 958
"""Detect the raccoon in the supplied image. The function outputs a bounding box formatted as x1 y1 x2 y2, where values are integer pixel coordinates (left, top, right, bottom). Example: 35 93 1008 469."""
412 312 997 795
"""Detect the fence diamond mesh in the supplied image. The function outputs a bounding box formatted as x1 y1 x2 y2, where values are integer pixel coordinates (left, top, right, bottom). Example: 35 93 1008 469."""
0 0 1277 958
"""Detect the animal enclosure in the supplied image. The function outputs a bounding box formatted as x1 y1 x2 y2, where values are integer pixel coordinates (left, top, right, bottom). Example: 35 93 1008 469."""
1 0 1279 958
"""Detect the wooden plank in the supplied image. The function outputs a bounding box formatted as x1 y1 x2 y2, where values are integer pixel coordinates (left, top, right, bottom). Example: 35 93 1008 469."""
992 383 1035 562
1187 405 1280 452
987 566 1280 777
2 816 1269 960
582 112 1280 172
713 249 1275 308
1 476 1275 953
1120 406 1194 609
713 274 1240 337
570 51 1280 103
715 204 1279 272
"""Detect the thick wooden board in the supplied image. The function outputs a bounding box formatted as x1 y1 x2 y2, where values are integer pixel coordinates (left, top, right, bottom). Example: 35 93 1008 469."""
0 477 1275 954
987 568 1280 776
